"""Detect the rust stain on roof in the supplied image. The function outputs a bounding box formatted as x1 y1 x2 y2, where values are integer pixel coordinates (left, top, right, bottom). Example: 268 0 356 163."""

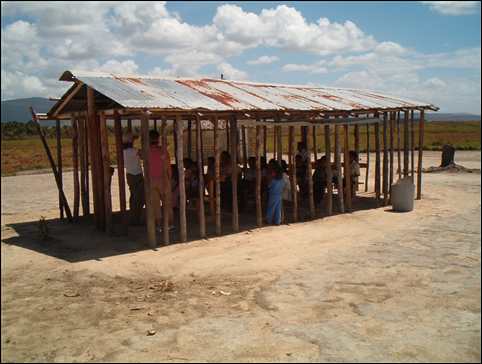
177 79 241 107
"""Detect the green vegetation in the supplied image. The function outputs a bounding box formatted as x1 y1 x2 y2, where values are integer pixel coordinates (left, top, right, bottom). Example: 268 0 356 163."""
1 120 480 176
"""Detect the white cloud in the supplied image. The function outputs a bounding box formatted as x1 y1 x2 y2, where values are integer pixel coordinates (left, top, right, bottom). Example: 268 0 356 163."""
420 1 480 15
217 63 248 80
247 56 279 65
282 63 327 74
94 60 139 75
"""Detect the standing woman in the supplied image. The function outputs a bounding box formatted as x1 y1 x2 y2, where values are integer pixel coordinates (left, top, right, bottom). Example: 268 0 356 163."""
122 132 145 225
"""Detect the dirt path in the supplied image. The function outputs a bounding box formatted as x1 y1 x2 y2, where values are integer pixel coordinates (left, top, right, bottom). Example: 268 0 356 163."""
1 151 480 362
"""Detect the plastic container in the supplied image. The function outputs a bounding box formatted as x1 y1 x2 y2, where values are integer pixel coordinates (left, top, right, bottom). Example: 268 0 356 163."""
391 177 415 212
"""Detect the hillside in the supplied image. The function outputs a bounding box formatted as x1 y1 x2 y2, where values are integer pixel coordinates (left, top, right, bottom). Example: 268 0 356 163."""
1 97 56 123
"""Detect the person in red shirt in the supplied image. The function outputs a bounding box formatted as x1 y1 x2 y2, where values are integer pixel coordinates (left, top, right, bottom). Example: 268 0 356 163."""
148 130 173 230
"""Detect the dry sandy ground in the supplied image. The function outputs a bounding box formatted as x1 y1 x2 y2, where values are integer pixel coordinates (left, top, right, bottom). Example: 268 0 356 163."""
1 151 481 363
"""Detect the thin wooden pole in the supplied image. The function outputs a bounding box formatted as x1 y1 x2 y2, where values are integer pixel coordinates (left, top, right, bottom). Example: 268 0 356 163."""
127 118 132 133
417 110 425 200
307 125 315 218
382 112 389 206
176 115 187 242
354 125 360 159
161 116 170 245
397 111 402 179
71 118 80 219
289 126 298 222
263 125 267 159
78 117 88 216
242 125 248 177
344 125 352 211
87 87 101 229
403 110 409 178
324 124 333 216
154 119 158 130
255 124 262 227
187 119 192 159
375 121 381 203
95 114 105 230
312 126 318 161
213 116 221 235
272 125 277 160
230 115 239 232
83 116 90 215
226 119 230 152
30 108 72 221
173 120 179 165
196 115 206 238
277 126 283 162
334 125 344 213
410 110 415 182
56 119 64 219
114 112 128 232
140 113 156 247
99 112 112 234
389 112 395 195
365 123 370 192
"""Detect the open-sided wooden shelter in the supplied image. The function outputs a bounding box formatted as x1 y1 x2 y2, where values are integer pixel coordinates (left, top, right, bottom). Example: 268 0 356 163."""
35 70 438 247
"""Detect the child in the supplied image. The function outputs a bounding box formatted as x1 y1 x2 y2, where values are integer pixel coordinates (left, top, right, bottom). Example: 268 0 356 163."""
266 161 285 225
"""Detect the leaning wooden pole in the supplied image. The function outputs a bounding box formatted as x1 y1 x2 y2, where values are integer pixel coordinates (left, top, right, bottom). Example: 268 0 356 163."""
71 117 80 219
176 115 187 242
213 116 221 235
56 119 64 219
196 115 206 238
365 123 370 192
230 115 239 232
344 124 352 212
114 112 128 232
417 110 425 200
324 124 333 216
334 125 344 213
255 124 263 227
289 126 298 222
99 112 113 234
141 113 156 248
382 112 389 206
30 108 72 221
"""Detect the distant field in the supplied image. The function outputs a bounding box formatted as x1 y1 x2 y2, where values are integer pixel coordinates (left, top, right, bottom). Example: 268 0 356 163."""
1 121 480 176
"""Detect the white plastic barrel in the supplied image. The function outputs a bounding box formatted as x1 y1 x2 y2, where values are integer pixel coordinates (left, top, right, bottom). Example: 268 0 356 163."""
391 177 415 212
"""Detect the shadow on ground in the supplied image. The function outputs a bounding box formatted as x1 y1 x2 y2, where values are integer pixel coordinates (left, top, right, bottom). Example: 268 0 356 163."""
2 193 379 263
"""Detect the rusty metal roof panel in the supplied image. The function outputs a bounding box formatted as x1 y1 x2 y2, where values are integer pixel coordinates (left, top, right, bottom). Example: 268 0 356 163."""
54 70 437 113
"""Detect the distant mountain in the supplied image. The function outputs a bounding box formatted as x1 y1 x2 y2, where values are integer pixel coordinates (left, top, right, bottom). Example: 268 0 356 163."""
1 97 56 123
425 113 480 122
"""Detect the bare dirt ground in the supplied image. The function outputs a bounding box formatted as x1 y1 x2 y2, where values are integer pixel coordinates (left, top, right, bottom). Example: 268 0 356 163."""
1 151 481 363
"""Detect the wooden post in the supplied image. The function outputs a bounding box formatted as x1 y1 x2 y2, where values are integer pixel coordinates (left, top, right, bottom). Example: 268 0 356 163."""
324 124 333 216
176 115 187 242
230 115 239 232
99 113 113 234
289 126 298 222
403 110 409 177
141 113 156 247
127 118 132 133
226 119 230 152
397 111 402 179
87 87 101 229
114 112 128 231
173 120 179 165
307 125 315 218
312 126 318 161
272 125 277 160
187 119 192 159
417 110 425 200
389 112 395 196
56 119 64 219
154 119 158 130
71 118 80 219
365 123 370 192
196 115 206 238
30 108 73 221
161 116 170 245
410 110 415 181
344 125 352 211
354 125 360 158
242 125 248 177
278 126 283 162
83 116 90 216
375 120 381 203
255 124 263 227
334 125 344 213
382 112 389 206
263 125 267 159
213 116 221 235
78 117 88 216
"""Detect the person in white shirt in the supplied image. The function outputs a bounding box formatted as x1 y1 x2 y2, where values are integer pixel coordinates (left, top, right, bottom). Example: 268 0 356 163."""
122 132 145 225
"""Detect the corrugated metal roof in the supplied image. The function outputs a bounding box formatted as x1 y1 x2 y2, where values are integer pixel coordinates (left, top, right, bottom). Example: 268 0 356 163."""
54 70 438 114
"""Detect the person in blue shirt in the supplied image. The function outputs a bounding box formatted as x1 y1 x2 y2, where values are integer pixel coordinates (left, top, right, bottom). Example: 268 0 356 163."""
266 161 285 225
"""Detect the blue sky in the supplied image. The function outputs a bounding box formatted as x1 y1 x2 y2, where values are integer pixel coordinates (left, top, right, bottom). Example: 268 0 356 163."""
1 1 481 113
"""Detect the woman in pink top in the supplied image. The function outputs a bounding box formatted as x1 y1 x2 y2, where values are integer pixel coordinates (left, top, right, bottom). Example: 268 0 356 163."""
148 130 173 230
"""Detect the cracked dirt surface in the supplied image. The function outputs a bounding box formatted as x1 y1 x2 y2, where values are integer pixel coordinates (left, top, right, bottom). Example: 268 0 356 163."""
1 151 481 362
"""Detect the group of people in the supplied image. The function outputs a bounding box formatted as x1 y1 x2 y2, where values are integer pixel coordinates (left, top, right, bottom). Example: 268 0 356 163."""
121 132 361 230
